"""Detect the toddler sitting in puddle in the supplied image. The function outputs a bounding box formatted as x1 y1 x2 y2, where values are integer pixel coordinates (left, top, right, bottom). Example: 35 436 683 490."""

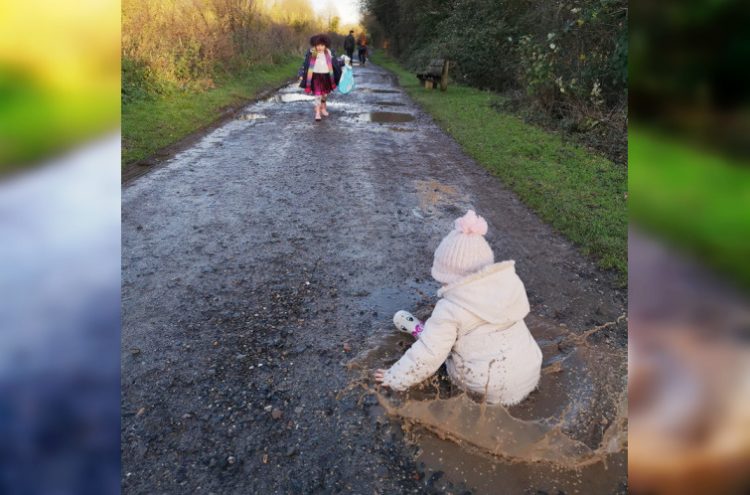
374 210 543 406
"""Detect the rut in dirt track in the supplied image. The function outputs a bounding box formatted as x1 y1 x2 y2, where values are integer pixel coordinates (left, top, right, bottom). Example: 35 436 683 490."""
121 61 625 493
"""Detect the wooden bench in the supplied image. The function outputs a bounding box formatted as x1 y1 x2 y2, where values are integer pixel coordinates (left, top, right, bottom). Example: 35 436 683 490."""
416 59 449 91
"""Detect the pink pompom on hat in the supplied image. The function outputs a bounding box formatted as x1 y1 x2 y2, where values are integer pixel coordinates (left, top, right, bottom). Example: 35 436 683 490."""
431 210 494 285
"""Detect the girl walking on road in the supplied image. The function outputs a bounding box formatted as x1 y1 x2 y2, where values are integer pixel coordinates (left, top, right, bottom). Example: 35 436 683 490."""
374 210 543 406
298 34 341 122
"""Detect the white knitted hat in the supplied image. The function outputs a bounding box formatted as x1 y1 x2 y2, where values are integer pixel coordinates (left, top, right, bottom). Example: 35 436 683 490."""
431 210 494 285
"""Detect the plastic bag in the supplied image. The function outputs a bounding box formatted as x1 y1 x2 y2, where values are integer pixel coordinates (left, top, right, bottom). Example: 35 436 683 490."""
337 65 355 94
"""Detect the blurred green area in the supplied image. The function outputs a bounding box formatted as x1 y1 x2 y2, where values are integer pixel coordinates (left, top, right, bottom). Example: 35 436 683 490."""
630 126 750 287
0 0 120 174
0 66 118 173
630 0 750 155
630 0 750 290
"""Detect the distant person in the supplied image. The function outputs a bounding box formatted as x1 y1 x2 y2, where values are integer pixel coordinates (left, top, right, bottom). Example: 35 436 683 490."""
374 210 543 406
357 33 368 65
297 34 341 122
344 30 355 61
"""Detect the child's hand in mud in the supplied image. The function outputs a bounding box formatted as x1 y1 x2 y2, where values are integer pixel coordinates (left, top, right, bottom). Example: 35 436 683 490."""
373 369 389 387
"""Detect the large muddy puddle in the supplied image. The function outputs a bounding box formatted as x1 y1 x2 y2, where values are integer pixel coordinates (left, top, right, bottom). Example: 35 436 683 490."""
350 304 627 493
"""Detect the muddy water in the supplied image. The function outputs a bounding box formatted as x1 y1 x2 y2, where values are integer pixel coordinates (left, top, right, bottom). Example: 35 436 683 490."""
340 111 417 125
351 312 627 493
360 112 416 124
266 92 315 103
358 88 401 94
237 113 267 121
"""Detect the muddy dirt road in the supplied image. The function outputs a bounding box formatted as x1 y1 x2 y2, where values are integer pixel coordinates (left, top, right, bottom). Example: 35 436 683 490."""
122 62 627 494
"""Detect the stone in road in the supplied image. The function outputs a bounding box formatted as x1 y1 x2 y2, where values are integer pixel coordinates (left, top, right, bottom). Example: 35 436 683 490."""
121 62 625 493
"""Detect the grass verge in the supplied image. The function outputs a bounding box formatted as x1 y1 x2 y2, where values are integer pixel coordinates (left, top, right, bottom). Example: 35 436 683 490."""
122 59 299 167
373 53 627 280
629 126 750 289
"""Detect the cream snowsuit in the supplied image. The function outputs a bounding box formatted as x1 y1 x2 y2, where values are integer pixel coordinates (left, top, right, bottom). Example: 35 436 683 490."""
382 261 543 405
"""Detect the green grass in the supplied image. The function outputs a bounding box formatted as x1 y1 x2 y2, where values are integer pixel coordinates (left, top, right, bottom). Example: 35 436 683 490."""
0 66 118 173
122 59 299 166
373 53 627 279
630 126 750 288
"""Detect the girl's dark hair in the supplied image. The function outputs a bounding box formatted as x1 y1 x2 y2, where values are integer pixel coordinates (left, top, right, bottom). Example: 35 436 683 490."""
309 34 331 47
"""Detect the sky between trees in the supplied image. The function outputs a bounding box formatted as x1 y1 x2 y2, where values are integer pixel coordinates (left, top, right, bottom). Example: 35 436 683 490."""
310 0 361 26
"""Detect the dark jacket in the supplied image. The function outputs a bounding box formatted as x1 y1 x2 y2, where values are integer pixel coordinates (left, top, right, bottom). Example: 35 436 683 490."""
298 48 342 89
344 34 355 51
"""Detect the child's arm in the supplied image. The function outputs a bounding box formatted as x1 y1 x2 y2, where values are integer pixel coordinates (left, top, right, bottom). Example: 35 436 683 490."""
297 51 309 79
377 300 458 390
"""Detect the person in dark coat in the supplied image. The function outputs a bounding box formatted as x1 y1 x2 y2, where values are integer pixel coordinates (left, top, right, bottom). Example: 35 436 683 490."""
344 30 355 61
357 33 368 65
297 34 342 121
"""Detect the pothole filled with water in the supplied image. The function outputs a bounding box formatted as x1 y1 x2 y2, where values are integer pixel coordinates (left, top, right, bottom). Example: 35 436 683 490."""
359 88 401 94
349 309 627 493
361 112 416 124
237 113 267 121
267 93 315 103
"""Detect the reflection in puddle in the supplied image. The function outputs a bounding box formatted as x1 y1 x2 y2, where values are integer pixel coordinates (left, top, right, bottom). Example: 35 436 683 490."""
362 112 415 123
351 311 627 493
267 93 315 103
375 101 406 107
237 113 267 120
359 88 401 94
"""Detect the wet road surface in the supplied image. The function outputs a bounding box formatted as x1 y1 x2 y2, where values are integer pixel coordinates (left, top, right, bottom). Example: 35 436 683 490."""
122 62 627 493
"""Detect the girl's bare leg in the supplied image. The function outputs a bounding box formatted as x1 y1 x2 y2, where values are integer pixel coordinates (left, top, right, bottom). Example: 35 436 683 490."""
314 96 322 121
